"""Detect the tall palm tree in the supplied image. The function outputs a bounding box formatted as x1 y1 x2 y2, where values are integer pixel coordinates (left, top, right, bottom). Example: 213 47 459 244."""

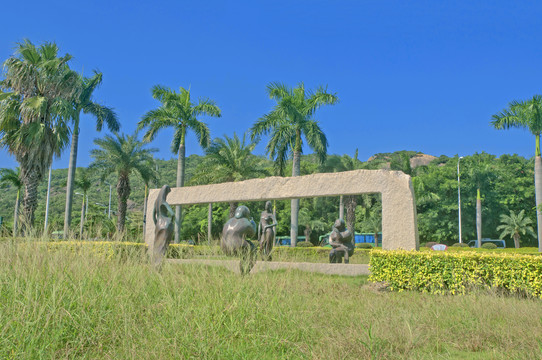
64 71 119 237
0 167 23 236
138 85 221 243
191 132 269 217
467 153 495 248
90 132 157 233
0 40 78 228
250 82 338 246
339 150 363 235
74 168 93 238
491 95 542 252
497 210 535 249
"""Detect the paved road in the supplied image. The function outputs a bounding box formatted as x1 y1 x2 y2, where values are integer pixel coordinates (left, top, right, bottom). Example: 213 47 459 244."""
168 258 370 276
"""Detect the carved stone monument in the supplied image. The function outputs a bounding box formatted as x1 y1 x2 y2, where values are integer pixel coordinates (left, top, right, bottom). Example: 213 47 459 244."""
151 185 175 265
145 170 419 251
329 219 355 264
221 205 257 274
258 201 276 261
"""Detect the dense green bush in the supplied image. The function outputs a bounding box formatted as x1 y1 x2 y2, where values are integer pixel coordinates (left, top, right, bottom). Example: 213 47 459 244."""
370 250 542 297
425 242 438 248
452 243 469 247
297 241 315 247
356 243 374 249
482 243 498 249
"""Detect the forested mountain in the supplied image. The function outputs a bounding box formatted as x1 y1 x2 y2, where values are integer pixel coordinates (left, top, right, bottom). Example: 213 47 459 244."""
0 151 537 247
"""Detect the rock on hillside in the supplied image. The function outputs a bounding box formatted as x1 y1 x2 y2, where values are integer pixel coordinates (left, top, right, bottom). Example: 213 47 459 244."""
409 154 437 168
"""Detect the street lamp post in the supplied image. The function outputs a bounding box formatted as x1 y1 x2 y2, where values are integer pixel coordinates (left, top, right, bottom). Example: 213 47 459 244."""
105 181 112 219
457 156 464 243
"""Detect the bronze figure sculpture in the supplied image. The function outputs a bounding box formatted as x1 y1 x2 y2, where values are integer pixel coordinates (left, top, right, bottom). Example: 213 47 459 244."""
151 185 175 265
221 205 257 274
258 201 276 261
329 219 354 264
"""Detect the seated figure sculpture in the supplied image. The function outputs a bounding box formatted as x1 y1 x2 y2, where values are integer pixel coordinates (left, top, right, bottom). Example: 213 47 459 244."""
221 205 257 274
151 185 175 265
329 219 355 264
258 201 276 261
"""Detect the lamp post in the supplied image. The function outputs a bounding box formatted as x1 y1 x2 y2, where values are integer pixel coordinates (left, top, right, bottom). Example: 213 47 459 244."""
457 156 464 243
104 181 112 219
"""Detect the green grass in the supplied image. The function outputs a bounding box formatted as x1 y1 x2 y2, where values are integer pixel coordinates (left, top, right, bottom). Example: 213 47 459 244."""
1 240 542 359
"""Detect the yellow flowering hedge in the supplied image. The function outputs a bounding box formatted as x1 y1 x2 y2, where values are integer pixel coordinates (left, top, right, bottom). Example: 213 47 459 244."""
369 250 542 298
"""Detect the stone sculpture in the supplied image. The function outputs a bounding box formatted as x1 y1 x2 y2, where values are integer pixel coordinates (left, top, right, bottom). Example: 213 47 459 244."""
151 185 175 265
221 205 257 274
329 219 355 264
258 201 276 261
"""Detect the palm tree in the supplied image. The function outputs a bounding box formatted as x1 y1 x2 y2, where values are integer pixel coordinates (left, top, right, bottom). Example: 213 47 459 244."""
64 71 119 237
0 167 23 236
492 96 542 252
138 85 221 243
339 150 363 234
466 153 495 248
497 210 535 248
363 209 382 247
191 132 268 217
74 168 93 238
0 40 78 228
90 132 157 233
250 82 338 246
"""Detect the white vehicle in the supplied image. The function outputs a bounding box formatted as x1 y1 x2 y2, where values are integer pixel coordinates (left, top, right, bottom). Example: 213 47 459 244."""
467 239 506 248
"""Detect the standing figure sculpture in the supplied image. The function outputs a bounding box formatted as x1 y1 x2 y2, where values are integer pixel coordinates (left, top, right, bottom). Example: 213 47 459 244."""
221 205 257 274
151 185 175 266
258 201 276 261
329 219 355 264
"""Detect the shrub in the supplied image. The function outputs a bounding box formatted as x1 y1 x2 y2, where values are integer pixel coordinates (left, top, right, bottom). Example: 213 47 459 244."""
482 243 498 249
452 243 469 247
425 242 438 248
297 241 315 247
369 250 542 298
356 243 373 249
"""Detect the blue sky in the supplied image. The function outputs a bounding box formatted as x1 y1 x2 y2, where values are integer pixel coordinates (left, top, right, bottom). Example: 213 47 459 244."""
1 0 542 169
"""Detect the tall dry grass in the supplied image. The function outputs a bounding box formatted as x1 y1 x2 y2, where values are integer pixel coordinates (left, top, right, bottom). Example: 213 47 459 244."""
1 239 541 359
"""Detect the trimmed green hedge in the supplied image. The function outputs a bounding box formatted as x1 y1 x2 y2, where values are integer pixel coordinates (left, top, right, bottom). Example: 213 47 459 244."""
29 241 372 263
369 250 542 298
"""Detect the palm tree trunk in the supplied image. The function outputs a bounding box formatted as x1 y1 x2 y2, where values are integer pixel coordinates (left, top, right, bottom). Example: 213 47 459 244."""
339 195 344 219
374 232 379 248
229 202 238 218
513 233 520 249
64 113 80 238
345 195 357 238
79 196 85 238
476 188 482 248
175 139 186 244
13 189 20 237
117 174 131 233
535 141 542 252
21 167 42 231
143 184 148 243
290 147 301 247
208 203 212 245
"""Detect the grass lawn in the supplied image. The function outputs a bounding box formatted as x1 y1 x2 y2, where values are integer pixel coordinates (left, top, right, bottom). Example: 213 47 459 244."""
1 241 541 359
